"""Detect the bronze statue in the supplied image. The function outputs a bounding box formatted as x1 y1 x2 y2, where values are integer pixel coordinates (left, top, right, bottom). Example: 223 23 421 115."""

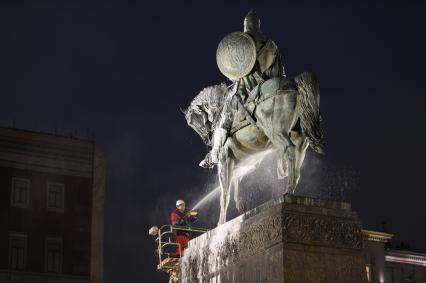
185 10 325 225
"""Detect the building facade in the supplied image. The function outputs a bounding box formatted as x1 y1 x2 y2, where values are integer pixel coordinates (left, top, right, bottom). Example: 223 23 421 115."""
0 127 105 283
364 230 426 283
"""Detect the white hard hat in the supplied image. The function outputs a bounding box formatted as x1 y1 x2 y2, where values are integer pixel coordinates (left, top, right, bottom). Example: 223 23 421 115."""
176 200 185 206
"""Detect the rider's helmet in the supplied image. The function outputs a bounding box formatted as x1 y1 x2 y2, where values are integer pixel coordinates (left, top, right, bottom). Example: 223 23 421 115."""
244 9 261 33
176 200 185 207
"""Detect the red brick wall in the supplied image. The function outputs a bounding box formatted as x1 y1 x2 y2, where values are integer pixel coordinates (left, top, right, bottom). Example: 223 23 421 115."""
0 166 93 276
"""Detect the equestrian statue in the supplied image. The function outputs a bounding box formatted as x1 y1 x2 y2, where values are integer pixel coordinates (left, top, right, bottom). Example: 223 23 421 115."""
184 10 325 225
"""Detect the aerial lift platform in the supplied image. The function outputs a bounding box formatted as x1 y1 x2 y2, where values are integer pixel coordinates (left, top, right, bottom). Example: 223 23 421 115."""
149 225 207 282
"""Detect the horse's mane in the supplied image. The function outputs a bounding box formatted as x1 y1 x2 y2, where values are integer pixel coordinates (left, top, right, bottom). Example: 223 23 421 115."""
190 83 228 108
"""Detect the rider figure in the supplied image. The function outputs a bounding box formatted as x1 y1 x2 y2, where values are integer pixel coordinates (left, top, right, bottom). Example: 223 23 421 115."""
200 10 286 167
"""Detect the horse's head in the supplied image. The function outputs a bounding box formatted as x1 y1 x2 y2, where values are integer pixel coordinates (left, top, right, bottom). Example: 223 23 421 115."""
184 84 228 145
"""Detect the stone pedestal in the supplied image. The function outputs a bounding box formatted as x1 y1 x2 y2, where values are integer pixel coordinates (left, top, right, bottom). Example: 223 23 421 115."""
180 194 367 283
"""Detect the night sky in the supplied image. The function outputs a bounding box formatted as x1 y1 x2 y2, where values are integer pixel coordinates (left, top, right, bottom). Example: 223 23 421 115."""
1 1 426 282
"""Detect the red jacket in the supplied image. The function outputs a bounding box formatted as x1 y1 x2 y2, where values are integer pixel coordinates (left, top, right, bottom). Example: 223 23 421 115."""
171 208 196 236
171 208 188 226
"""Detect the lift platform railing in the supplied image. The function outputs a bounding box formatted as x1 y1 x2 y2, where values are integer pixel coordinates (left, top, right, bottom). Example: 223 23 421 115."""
151 225 207 272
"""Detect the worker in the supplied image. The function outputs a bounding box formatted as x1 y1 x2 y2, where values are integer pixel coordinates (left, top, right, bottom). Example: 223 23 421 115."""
171 200 197 256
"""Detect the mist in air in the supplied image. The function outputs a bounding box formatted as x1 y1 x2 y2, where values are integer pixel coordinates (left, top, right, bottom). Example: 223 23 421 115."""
151 148 359 230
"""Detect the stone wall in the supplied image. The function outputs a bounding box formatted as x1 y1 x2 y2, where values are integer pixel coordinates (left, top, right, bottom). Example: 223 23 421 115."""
180 194 367 283
0 271 89 283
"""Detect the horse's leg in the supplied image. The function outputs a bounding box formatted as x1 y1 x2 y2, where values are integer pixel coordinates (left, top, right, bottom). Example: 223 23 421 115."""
290 130 309 186
217 144 234 225
232 169 252 214
255 90 298 194
259 129 297 194
285 147 297 194
277 130 309 194
232 176 247 214
277 150 287 180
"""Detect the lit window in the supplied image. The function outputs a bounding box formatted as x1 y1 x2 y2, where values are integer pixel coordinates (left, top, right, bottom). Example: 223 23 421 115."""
9 233 27 270
11 178 30 208
47 183 64 211
45 237 62 273
366 264 372 282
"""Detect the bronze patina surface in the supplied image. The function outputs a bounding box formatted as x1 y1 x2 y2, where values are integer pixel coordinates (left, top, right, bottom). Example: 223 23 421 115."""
185 10 325 225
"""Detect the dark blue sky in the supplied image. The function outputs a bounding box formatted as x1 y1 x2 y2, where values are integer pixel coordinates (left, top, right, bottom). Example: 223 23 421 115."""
1 1 426 282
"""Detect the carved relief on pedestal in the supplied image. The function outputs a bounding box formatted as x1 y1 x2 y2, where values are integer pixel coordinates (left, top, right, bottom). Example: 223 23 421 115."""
181 214 282 280
216 214 283 267
282 212 363 249
181 204 364 282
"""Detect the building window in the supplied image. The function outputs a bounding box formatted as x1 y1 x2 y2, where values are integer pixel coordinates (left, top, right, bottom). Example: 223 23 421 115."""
47 183 64 211
366 264 372 282
45 237 62 273
9 233 27 270
10 178 30 208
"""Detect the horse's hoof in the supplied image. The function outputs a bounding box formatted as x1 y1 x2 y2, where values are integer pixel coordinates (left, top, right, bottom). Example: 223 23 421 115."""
237 201 248 214
287 186 296 194
199 159 215 168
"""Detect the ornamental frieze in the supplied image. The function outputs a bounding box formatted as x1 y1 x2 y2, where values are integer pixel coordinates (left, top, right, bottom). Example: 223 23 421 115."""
282 212 363 249
181 208 363 281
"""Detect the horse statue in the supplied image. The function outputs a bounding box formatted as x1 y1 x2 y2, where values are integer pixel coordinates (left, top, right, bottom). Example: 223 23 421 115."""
184 72 325 225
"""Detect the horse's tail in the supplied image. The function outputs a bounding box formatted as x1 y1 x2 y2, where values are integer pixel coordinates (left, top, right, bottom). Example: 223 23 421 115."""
294 72 325 154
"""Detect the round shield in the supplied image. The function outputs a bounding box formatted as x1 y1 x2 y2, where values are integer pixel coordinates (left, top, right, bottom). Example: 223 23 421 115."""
216 32 256 80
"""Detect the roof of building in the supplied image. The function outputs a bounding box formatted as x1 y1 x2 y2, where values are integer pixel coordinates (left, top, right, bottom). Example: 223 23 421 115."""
0 126 96 177
363 229 394 243
0 126 94 143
